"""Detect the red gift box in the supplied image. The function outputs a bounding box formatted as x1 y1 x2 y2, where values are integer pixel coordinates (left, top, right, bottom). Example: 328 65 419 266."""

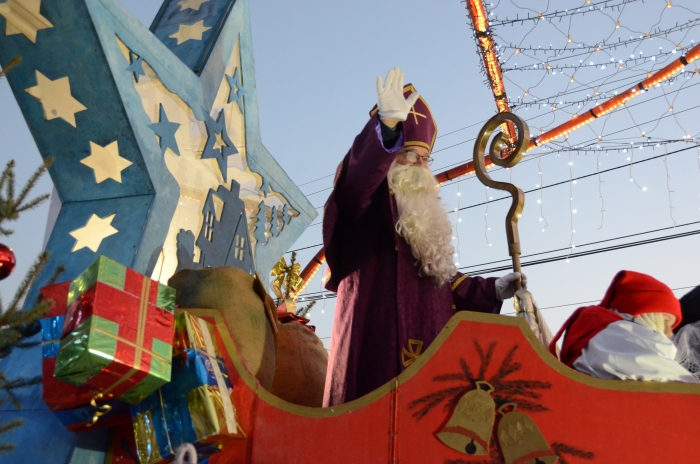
55 257 175 405
40 282 130 431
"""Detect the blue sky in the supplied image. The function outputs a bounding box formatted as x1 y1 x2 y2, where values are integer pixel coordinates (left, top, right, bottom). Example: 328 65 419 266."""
2 0 699 349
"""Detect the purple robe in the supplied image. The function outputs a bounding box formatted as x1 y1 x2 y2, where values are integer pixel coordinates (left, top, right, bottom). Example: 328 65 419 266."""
322 115 502 406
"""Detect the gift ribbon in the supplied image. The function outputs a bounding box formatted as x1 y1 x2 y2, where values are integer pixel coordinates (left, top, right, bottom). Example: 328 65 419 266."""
59 276 169 398
101 276 153 397
157 388 176 456
86 392 112 427
197 316 238 434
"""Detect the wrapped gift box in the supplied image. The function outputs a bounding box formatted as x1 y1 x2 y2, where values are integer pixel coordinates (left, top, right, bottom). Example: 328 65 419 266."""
54 256 175 405
130 313 242 463
41 282 130 431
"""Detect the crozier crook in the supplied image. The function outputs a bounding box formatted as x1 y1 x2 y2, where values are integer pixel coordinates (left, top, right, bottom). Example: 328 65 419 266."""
473 113 530 290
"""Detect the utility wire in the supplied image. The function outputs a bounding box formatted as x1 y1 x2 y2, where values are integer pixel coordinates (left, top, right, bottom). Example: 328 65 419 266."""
288 143 699 254
297 227 700 300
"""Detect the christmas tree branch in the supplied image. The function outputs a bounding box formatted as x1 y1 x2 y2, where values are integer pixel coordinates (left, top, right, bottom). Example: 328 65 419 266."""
14 159 51 211
4 251 50 321
0 158 52 237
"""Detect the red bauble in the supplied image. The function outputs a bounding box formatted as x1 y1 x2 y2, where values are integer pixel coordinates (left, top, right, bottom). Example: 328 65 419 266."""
0 244 16 280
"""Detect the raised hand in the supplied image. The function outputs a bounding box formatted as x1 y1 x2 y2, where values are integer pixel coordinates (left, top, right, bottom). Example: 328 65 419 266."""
376 67 420 124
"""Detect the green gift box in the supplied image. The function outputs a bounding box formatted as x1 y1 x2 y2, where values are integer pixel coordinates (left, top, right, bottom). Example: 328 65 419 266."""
54 256 176 404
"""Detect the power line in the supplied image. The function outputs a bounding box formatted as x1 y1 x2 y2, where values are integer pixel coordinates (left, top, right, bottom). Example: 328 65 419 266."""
460 219 700 271
297 226 700 300
500 285 697 316
464 228 700 275
290 143 699 253
295 88 607 193
314 285 697 340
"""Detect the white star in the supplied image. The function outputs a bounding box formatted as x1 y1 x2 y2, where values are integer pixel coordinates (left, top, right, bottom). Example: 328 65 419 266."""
177 0 208 11
70 214 118 252
0 0 53 44
80 141 133 184
25 71 87 127
169 20 211 45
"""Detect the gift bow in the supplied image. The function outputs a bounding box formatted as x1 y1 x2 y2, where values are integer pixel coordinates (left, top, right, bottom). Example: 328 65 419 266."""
270 256 302 301
87 393 112 427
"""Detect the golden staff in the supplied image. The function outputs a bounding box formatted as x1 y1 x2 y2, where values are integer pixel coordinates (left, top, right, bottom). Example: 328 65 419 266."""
472 112 530 290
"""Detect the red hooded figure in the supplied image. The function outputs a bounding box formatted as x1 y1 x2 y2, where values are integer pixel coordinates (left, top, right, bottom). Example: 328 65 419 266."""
550 270 696 383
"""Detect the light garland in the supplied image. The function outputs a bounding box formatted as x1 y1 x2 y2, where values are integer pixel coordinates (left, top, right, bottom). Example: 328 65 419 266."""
504 44 695 72
596 152 606 229
465 0 516 144
500 19 700 54
529 42 700 149
488 0 643 27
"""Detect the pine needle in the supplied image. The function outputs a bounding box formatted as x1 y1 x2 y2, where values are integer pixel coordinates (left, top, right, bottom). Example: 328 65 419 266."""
5 251 49 320
0 158 52 236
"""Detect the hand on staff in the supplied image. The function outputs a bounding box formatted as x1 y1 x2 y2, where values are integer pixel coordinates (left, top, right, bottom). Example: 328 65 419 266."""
495 272 527 301
376 67 420 128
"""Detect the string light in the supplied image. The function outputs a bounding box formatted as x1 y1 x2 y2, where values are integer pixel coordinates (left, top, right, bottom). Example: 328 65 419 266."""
454 177 462 266
566 153 576 259
504 44 695 73
597 153 606 229
538 153 548 232
664 146 677 227
487 0 644 27
628 148 646 191
484 186 492 247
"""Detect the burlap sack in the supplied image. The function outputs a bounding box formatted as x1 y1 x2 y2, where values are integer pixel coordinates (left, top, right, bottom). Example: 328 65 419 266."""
168 267 277 390
269 321 328 407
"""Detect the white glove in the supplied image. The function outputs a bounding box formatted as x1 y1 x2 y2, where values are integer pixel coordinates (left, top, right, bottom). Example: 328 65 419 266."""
376 67 420 121
495 272 527 301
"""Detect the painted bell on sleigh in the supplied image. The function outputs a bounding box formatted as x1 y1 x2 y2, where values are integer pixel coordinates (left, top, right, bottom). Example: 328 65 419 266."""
497 403 558 464
436 381 495 455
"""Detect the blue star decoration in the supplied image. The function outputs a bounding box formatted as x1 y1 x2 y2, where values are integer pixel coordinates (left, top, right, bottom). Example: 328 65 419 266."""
149 103 181 156
202 109 237 181
226 66 245 110
126 51 145 82
0 0 317 460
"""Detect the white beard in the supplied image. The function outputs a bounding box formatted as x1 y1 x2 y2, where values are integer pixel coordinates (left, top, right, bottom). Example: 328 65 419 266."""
387 161 457 287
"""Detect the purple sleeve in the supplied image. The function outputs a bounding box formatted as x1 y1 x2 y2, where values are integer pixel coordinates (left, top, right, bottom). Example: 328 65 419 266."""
333 114 403 220
451 272 503 314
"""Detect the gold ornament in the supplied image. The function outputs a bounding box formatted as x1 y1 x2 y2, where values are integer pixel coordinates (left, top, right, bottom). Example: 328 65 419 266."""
436 381 496 456
270 253 302 302
497 403 558 464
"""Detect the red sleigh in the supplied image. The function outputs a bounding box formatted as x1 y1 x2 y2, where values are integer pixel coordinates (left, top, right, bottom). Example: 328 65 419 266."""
105 308 698 463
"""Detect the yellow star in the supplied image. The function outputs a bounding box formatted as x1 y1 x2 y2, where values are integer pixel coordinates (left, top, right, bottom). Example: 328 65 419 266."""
213 131 228 150
25 71 87 127
81 141 133 184
69 214 118 253
169 20 211 45
177 0 209 11
0 0 53 44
